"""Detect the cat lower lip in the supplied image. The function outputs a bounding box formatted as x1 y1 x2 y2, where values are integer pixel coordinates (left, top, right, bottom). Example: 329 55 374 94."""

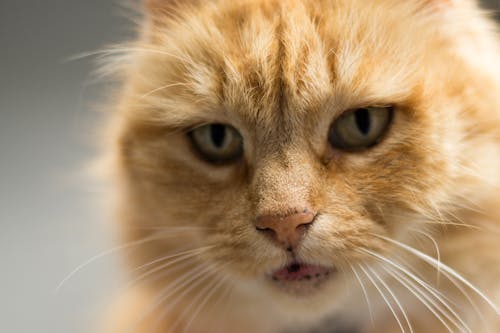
269 262 335 294
272 262 332 281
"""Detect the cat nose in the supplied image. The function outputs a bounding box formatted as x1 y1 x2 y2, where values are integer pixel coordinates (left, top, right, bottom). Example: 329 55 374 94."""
255 210 316 251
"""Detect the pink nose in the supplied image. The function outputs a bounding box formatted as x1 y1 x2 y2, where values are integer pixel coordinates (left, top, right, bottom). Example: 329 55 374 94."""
255 210 316 250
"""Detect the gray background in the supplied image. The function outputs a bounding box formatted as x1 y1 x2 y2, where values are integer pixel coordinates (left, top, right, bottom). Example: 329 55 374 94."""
1 1 499 333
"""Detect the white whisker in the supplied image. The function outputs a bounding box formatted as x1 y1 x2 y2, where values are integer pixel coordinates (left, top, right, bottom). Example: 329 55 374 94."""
129 263 211 333
410 229 442 283
127 248 210 288
55 233 163 292
130 245 214 277
351 266 375 324
367 266 414 333
444 272 489 331
359 264 407 333
373 234 500 314
170 274 221 332
361 248 471 333
152 260 226 332
417 221 481 230
180 265 231 333
382 265 460 333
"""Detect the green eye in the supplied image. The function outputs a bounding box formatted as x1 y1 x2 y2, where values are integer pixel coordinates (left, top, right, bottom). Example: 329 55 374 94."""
328 107 393 151
189 124 244 164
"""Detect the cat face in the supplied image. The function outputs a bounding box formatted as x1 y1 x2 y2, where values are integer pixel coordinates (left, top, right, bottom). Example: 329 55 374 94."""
110 0 499 316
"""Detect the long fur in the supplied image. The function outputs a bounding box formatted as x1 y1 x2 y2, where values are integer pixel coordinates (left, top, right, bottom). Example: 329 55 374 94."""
100 1 500 332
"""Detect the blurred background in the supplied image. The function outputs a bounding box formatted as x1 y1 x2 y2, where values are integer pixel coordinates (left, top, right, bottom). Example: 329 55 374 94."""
0 1 133 332
1 1 499 333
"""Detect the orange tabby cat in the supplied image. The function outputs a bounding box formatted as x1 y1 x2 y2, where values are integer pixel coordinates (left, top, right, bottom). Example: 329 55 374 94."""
101 0 500 332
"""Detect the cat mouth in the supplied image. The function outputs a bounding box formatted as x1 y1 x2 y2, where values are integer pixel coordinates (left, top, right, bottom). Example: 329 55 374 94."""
269 262 335 296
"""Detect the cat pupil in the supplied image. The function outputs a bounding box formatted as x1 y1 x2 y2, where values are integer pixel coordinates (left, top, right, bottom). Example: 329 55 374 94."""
211 124 227 148
355 109 371 135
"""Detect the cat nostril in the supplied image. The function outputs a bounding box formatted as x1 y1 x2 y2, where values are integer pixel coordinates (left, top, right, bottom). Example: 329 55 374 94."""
256 226 276 236
255 210 316 250
296 223 311 233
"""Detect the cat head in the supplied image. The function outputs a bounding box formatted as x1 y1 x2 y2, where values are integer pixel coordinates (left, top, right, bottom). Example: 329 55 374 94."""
107 0 500 323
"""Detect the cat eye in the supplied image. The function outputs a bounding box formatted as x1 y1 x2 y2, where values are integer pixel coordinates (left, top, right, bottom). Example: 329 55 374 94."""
328 106 393 151
188 124 244 164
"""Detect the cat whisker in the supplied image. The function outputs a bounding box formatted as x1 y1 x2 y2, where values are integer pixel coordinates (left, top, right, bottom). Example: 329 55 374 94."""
371 234 500 315
386 206 480 231
360 248 470 333
178 263 233 333
217 278 237 332
55 232 170 292
409 229 442 283
127 245 215 288
438 267 488 332
169 273 222 333
132 245 215 274
125 225 217 231
416 220 482 231
133 257 197 290
129 262 212 333
208 275 235 318
366 265 414 333
196 273 235 330
358 264 407 333
351 265 375 325
381 265 464 333
152 260 228 332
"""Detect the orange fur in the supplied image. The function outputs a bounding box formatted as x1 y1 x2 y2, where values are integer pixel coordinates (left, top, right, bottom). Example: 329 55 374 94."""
100 0 500 332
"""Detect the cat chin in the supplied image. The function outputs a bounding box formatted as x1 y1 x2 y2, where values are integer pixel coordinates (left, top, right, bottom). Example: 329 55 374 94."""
261 277 352 328
229 260 347 305
258 268 349 312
